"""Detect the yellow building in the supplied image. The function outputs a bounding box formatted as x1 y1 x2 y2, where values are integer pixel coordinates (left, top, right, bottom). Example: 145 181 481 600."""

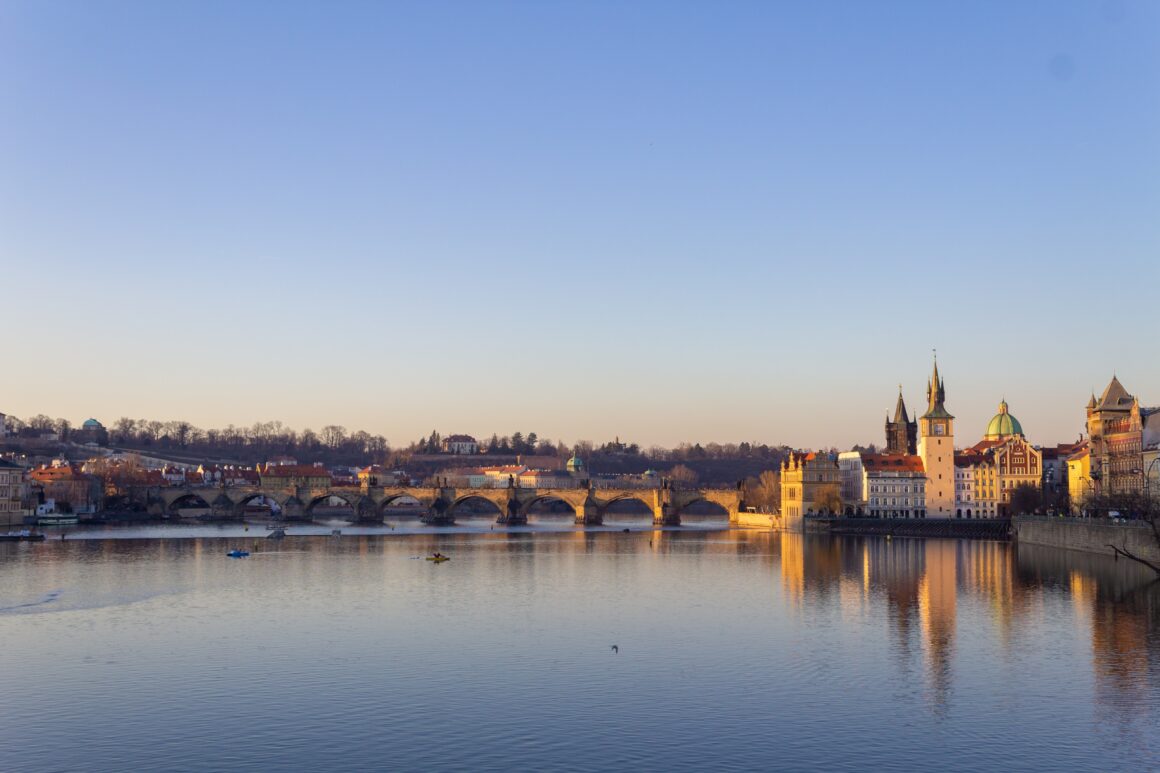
780 451 840 517
1066 445 1091 515
0 458 29 526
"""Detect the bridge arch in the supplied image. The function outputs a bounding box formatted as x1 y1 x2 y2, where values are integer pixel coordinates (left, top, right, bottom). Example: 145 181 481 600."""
449 494 505 518
521 494 578 520
599 493 655 519
168 493 212 513
234 492 283 518
380 492 425 511
306 492 359 517
676 497 730 518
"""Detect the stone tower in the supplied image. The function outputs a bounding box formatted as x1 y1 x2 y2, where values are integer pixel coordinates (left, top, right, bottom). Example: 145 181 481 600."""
917 357 955 517
885 389 917 455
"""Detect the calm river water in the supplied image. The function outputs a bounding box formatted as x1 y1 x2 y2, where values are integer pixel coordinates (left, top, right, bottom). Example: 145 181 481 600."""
2 523 1158 772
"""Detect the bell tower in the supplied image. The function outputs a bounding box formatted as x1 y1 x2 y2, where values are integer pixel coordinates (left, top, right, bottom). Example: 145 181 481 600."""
917 355 955 517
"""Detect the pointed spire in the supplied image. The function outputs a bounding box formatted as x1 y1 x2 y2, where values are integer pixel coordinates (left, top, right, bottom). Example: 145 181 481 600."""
921 352 954 420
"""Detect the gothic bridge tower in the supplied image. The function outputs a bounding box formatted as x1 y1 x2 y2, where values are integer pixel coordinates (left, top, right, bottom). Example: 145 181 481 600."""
885 387 918 455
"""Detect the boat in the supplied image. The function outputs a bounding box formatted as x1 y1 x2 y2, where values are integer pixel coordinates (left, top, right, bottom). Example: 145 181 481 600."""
0 531 46 542
426 555 450 563
37 515 79 526
227 549 251 558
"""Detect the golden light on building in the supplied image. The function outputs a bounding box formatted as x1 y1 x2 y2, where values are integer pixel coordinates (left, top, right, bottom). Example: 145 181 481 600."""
778 531 805 606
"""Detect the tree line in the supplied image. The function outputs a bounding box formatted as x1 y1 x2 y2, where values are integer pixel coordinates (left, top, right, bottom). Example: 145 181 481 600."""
4 413 792 472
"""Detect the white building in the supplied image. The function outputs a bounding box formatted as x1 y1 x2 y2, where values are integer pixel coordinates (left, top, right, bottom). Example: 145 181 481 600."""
863 454 927 518
442 435 479 455
838 451 867 514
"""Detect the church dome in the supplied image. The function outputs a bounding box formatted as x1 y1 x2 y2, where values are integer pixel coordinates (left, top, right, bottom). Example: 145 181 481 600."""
566 453 584 473
82 418 103 429
984 400 1023 439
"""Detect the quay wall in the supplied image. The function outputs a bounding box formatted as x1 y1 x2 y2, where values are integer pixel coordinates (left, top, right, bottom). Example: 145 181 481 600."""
1014 517 1160 563
733 512 803 532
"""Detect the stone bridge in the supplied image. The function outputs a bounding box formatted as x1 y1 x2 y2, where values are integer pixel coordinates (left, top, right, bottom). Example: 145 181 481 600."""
155 483 745 526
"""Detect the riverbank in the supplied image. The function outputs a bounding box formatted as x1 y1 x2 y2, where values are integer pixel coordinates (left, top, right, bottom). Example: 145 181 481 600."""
805 516 1011 540
1013 516 1160 564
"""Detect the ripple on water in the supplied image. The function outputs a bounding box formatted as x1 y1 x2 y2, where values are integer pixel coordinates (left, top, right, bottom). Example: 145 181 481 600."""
0 531 1158 772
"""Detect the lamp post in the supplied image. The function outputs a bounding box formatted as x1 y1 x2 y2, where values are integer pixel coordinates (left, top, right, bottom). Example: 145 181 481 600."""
1144 456 1160 497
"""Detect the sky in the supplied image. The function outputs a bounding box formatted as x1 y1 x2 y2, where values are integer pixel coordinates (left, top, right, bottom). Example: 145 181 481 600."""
1 1 1157 450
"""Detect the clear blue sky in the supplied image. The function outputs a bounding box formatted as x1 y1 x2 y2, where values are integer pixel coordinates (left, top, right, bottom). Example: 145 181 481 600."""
1 1 1157 450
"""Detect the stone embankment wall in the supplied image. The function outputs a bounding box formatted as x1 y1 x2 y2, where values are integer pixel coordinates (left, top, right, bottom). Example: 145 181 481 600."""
1014 517 1160 564
733 512 802 531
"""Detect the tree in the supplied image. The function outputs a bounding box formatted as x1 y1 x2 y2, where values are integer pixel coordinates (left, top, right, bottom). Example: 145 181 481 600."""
321 425 348 449
669 464 699 487
817 489 842 515
174 421 192 448
1091 491 1160 575
741 473 783 510
113 417 136 444
1009 483 1042 516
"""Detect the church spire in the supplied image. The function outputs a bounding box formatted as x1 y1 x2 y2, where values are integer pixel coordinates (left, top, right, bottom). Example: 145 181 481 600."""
921 353 954 419
893 387 909 423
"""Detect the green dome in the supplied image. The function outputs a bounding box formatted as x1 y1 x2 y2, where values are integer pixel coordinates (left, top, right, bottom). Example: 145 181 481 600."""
984 400 1023 439
566 453 584 472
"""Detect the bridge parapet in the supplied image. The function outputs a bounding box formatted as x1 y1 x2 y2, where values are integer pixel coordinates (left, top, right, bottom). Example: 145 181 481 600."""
149 482 743 526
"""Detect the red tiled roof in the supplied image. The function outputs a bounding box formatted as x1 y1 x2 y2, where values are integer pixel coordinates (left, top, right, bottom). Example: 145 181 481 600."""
260 464 331 478
30 465 84 482
862 454 925 473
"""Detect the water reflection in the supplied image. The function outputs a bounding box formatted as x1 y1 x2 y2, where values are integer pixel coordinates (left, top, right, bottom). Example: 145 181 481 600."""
770 533 1160 724
1 529 1157 772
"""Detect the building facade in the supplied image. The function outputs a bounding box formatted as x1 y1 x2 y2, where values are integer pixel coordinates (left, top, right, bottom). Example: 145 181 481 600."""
1086 377 1145 496
442 434 479 455
1066 444 1092 514
862 454 926 518
0 458 27 525
780 451 840 517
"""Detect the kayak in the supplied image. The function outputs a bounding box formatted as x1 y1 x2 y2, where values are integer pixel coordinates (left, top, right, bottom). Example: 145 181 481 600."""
426 556 450 563
227 549 250 558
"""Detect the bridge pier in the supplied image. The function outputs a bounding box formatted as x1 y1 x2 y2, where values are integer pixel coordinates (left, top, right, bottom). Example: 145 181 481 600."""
496 499 527 526
574 502 603 526
422 488 456 525
355 497 381 523
653 503 681 527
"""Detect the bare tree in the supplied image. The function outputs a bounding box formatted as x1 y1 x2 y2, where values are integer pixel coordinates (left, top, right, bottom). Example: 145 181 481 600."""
668 464 699 487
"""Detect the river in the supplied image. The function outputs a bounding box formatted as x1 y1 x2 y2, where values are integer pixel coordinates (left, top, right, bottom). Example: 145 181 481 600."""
1 524 1157 771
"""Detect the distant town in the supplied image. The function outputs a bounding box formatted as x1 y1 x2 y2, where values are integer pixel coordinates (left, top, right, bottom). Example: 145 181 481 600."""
1 358 1156 528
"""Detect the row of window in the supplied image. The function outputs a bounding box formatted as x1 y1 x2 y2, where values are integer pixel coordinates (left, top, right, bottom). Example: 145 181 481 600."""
869 484 922 494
